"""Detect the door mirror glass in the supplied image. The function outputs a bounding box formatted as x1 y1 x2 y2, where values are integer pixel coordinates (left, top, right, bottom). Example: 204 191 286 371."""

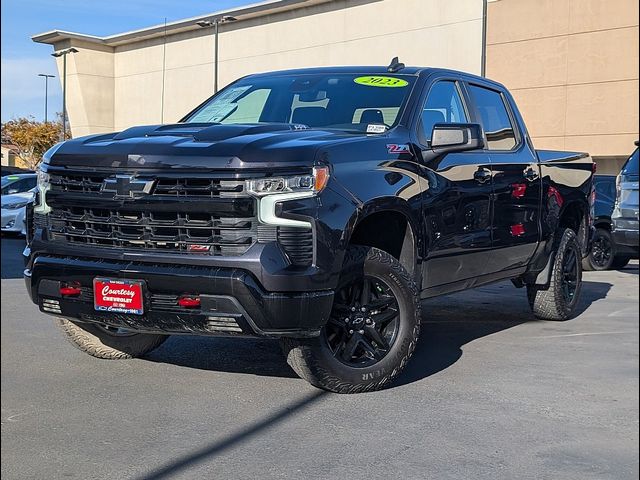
430 123 485 153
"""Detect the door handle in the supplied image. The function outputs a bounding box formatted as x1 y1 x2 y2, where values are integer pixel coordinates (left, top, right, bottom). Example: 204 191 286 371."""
523 167 539 182
474 168 492 183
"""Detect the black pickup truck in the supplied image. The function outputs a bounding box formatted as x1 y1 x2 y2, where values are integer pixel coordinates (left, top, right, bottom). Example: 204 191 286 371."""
25 63 595 393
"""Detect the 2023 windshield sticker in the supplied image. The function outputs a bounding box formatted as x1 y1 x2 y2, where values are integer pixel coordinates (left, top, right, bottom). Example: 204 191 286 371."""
354 76 409 88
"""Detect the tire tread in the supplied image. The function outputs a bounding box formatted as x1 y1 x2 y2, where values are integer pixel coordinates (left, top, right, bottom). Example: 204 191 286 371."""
56 318 167 359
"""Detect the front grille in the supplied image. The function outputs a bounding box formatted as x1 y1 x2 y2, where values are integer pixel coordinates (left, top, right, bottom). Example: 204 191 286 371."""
33 212 50 229
44 170 314 260
49 207 256 256
50 173 103 193
49 173 245 198
154 178 244 197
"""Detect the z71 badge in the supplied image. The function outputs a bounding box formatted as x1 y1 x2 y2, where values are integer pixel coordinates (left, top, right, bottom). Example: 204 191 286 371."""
387 144 411 154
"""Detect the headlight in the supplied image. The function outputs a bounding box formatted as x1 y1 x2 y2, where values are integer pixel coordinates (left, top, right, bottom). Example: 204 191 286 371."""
37 167 50 192
35 166 52 214
3 200 30 210
246 166 329 228
246 166 329 197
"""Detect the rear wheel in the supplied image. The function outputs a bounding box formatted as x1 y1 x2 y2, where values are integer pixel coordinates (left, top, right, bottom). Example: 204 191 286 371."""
527 228 582 321
56 318 168 359
281 246 421 393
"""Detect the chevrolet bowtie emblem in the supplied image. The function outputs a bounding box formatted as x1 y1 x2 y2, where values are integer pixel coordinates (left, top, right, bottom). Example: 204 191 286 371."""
102 175 155 198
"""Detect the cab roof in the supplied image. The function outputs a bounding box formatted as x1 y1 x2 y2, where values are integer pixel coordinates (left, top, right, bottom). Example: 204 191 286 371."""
246 65 498 86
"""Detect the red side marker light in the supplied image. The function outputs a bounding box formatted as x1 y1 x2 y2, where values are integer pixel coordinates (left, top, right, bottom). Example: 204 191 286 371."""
510 224 526 237
178 296 201 308
60 283 82 296
511 183 527 199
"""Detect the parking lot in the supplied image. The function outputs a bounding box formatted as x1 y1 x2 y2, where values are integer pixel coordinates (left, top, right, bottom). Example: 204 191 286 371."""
1 236 638 480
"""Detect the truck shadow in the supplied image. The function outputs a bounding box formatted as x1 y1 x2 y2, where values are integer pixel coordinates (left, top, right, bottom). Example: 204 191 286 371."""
147 280 612 384
391 279 612 388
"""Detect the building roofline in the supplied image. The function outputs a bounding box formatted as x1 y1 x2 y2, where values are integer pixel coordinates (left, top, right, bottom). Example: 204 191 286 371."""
32 0 332 47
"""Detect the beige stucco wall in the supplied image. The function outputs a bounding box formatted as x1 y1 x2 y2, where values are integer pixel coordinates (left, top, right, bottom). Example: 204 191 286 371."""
49 0 484 137
487 0 639 164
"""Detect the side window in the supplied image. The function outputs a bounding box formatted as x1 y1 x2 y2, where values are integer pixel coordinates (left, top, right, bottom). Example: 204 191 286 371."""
468 85 518 150
420 81 468 143
594 177 615 202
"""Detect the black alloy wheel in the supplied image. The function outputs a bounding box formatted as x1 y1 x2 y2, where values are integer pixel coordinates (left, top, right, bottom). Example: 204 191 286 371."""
280 246 421 393
588 229 614 270
324 275 400 368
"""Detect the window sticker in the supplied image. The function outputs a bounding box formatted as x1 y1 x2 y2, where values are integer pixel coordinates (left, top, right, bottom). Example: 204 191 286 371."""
354 76 409 88
366 124 387 134
190 86 251 122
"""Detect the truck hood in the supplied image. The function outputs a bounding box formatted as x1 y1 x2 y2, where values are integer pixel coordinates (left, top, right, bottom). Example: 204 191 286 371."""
45 123 370 171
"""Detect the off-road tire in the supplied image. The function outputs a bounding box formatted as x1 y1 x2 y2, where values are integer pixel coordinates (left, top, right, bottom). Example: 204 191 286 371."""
56 318 168 359
527 228 582 321
280 246 421 393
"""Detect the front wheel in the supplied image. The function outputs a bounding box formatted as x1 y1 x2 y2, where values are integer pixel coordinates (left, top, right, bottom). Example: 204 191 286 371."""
56 318 168 359
281 246 421 393
527 228 582 321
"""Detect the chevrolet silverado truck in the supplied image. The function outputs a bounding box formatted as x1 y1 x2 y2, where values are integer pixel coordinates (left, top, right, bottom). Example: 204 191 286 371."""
25 63 595 393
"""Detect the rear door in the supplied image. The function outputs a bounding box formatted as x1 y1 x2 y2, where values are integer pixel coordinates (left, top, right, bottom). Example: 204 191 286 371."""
465 83 541 272
415 78 494 290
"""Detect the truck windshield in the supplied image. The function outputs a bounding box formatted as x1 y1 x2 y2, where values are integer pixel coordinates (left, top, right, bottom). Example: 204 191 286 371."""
183 73 416 133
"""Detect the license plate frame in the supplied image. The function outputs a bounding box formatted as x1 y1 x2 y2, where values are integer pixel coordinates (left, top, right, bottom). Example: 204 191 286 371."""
93 278 145 315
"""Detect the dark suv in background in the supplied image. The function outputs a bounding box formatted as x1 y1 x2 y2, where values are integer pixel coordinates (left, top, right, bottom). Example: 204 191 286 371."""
584 174 631 270
611 142 639 262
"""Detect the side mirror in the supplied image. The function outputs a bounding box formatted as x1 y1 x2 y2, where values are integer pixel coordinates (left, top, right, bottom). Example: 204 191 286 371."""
430 123 484 154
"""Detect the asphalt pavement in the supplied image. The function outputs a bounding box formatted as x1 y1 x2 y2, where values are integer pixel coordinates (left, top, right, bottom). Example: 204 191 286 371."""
1 235 638 479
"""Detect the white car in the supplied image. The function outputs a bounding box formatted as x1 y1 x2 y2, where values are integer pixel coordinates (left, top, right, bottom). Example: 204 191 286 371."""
1 174 37 235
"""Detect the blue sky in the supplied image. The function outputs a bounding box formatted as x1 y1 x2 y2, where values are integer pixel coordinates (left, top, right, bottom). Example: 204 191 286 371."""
1 0 254 122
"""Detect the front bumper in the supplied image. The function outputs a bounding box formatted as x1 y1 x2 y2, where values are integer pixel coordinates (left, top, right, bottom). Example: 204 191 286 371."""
25 255 334 338
1 208 26 234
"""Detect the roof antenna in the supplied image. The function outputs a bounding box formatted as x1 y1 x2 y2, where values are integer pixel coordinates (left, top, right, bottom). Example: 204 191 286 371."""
387 56 405 73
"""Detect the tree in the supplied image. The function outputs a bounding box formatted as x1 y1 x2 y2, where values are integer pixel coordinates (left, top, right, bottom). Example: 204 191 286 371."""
1 117 65 170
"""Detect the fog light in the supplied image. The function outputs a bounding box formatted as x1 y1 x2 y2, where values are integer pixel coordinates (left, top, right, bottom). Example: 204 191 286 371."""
205 316 242 333
42 299 62 314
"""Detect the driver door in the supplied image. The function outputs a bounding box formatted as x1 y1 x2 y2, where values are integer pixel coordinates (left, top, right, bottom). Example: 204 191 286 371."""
416 80 494 293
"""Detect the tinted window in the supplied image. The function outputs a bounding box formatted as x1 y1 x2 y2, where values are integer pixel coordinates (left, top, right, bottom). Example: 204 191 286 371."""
185 74 416 133
420 81 468 142
468 85 517 150
622 148 639 175
594 176 616 202
1 176 36 195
